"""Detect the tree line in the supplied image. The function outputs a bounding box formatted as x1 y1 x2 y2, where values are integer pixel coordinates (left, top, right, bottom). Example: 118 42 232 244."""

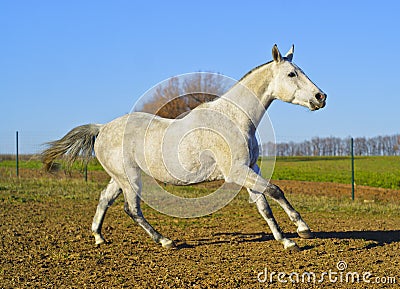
261 135 400 156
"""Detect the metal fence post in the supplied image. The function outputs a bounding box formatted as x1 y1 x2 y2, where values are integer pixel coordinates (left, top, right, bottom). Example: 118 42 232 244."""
84 164 88 182
16 131 19 177
351 137 355 200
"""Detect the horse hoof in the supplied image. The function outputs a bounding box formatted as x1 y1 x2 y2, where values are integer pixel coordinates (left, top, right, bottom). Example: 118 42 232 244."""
285 244 301 252
297 229 314 239
283 239 300 251
161 239 176 249
93 233 106 245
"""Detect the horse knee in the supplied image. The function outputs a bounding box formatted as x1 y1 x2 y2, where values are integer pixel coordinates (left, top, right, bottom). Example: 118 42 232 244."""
265 184 284 199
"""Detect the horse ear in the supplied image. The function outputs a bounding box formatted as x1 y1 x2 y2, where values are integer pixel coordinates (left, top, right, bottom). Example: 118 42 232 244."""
272 44 282 63
285 45 294 62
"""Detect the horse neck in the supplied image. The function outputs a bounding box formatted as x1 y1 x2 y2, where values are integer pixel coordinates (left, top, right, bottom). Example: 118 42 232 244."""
208 63 274 132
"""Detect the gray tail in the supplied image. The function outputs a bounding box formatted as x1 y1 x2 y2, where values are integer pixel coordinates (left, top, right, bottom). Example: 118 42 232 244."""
42 124 102 171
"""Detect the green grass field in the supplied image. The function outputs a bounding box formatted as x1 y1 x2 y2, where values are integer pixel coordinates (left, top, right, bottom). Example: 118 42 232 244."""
1 155 399 189
0 157 104 171
263 156 400 189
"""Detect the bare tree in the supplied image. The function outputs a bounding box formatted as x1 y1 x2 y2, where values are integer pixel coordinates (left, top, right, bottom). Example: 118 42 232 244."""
141 73 230 119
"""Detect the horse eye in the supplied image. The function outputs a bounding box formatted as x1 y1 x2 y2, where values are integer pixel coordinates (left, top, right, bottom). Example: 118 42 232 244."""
288 72 296 78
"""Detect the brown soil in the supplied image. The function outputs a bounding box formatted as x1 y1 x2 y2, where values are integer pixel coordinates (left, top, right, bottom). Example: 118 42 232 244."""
1 170 399 288
275 179 400 203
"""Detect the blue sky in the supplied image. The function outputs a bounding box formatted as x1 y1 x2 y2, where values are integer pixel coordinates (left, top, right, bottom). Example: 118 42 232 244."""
1 1 399 153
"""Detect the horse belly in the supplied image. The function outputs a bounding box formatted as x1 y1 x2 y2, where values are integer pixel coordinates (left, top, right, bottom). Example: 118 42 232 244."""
143 149 224 185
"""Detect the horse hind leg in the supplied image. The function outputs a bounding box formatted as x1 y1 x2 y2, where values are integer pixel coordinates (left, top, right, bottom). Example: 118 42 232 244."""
91 179 122 245
120 170 175 249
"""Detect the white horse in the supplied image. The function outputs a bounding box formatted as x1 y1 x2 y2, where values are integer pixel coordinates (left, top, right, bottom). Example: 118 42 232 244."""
42 45 326 251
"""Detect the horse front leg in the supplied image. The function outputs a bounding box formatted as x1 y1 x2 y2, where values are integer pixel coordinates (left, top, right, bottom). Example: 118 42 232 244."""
263 183 313 239
232 165 300 250
250 164 313 239
248 190 299 250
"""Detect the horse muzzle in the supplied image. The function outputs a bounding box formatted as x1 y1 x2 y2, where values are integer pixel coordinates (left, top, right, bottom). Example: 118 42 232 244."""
309 92 327 110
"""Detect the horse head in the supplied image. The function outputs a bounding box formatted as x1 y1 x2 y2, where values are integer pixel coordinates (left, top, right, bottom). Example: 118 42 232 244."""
267 44 327 111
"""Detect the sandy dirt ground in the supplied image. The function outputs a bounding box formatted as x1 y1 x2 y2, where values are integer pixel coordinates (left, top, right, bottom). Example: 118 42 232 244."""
1 170 399 288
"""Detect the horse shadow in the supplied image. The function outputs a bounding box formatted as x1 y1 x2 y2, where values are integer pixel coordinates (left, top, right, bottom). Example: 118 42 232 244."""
176 230 400 250
312 230 400 249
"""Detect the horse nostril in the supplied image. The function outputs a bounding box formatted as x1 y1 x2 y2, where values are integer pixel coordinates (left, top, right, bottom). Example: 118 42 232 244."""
315 93 326 102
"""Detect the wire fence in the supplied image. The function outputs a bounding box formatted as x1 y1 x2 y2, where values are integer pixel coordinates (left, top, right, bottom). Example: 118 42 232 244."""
1 131 399 192
0 130 92 181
